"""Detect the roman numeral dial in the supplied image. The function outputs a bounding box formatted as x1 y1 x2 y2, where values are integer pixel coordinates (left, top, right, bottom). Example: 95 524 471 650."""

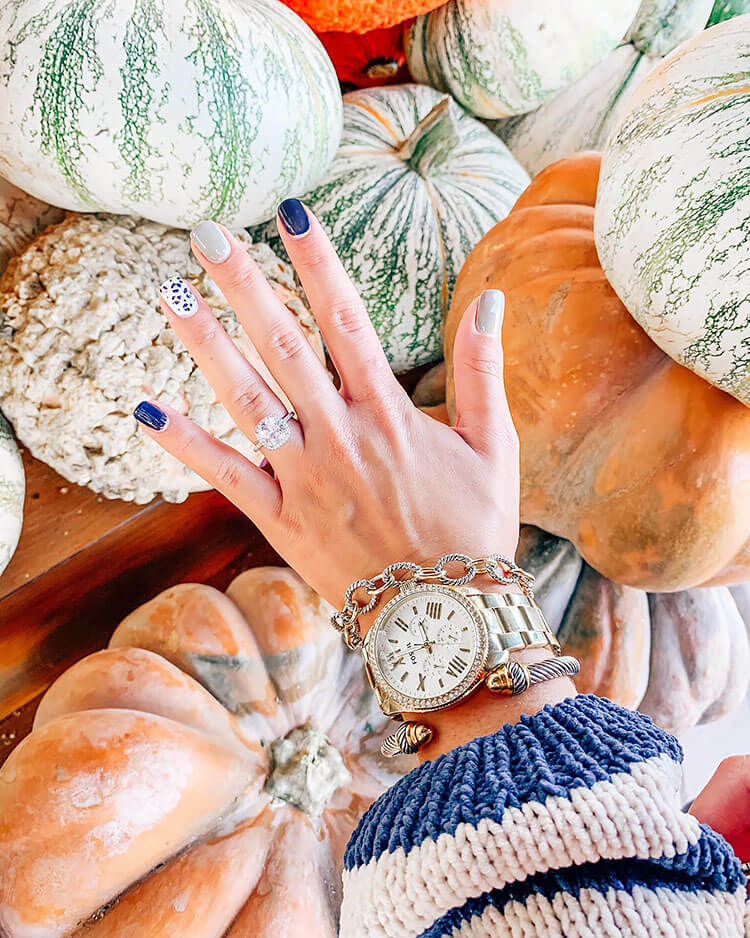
372 589 481 706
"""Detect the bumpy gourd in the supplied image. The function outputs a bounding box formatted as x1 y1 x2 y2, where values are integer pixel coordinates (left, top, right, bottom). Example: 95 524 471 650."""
0 567 411 936
280 0 444 32
445 152 750 591
0 1 342 228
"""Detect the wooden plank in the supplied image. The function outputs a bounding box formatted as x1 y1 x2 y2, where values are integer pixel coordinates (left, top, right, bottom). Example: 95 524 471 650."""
0 697 38 768
1 448 144 598
0 482 279 721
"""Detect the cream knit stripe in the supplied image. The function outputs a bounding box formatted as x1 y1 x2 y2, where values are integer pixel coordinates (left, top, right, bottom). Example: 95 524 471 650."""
340 754 700 938
448 886 747 938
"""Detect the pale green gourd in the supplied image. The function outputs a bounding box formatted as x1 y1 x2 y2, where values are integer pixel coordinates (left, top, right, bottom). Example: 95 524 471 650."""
405 0 640 119
491 0 713 175
594 16 750 405
0 0 342 229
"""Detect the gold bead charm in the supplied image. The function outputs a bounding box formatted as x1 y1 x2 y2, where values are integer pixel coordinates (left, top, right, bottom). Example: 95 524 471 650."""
486 660 531 696
381 720 433 757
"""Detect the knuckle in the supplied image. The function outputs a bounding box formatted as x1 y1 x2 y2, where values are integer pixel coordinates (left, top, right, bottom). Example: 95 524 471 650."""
190 315 221 349
213 453 245 490
171 422 202 460
328 298 368 337
221 259 261 293
464 354 502 379
300 241 330 272
228 376 268 418
266 325 306 362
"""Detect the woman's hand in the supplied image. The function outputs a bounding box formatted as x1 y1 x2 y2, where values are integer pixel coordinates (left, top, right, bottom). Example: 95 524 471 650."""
135 199 519 617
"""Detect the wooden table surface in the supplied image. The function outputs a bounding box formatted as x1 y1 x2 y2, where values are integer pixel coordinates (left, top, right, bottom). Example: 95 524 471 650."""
0 447 280 764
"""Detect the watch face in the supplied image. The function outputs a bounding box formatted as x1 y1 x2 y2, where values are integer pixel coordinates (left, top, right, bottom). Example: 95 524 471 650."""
365 585 487 712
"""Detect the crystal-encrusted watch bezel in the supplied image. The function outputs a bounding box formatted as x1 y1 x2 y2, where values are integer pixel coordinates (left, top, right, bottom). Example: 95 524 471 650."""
363 583 488 713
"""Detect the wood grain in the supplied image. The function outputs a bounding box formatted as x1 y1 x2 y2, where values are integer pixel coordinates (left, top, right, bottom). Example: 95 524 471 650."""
0 452 279 723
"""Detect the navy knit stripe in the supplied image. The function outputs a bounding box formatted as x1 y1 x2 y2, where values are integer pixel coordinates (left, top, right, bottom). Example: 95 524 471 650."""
418 838 745 938
345 696 682 870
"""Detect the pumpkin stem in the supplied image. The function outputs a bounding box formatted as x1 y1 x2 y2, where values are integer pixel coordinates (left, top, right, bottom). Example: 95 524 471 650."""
397 97 461 178
365 57 400 79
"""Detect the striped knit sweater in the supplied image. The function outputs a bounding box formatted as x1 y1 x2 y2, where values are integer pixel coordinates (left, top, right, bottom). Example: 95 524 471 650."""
341 696 749 938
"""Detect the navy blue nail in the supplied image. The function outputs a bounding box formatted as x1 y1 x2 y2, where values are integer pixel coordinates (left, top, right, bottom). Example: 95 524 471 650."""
134 401 168 432
278 198 310 237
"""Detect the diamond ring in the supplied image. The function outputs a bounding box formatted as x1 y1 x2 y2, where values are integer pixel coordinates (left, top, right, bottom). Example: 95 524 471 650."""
252 410 296 453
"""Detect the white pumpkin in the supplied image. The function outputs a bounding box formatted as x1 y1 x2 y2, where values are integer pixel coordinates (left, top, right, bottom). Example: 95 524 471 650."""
491 0 713 176
405 0 641 119
253 84 529 372
0 410 24 576
594 16 750 405
0 0 342 229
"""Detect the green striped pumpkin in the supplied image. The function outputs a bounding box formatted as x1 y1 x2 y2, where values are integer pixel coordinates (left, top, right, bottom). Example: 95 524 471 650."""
708 0 750 23
253 84 529 372
405 0 641 120
594 16 750 405
0 0 342 229
490 0 713 176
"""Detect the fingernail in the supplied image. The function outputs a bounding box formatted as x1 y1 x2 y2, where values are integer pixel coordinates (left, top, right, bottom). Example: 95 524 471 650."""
278 198 310 238
160 276 198 317
191 220 231 263
134 401 169 432
475 290 504 334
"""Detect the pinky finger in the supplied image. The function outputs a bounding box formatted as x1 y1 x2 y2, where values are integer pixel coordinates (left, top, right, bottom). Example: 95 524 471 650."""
134 400 282 526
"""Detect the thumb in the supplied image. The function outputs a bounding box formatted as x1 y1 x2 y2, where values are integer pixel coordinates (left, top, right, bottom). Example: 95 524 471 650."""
452 289 517 457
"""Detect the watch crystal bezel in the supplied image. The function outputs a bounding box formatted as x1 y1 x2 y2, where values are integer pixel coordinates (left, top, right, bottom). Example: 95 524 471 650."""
363 583 488 712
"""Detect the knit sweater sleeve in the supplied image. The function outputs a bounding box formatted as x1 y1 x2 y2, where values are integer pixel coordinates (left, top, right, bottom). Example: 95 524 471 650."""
341 695 748 938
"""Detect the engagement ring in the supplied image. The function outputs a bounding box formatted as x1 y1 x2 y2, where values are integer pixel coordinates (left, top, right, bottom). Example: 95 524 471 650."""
253 411 296 453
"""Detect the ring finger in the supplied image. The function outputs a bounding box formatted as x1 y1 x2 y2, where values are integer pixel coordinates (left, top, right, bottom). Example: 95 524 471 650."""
158 275 303 463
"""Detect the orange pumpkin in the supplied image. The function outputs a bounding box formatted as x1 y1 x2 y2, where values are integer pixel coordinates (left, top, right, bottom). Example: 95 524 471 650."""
282 1 442 32
318 24 411 87
445 152 750 592
0 568 411 937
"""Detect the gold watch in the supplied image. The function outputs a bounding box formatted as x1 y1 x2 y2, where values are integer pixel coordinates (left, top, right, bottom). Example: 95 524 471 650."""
331 554 578 757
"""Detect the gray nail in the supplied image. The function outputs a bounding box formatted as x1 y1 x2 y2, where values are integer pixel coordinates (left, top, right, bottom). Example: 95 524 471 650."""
191 220 231 263
476 290 504 334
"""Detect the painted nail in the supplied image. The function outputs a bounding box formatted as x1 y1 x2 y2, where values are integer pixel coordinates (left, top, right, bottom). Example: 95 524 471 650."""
134 401 169 432
476 290 504 334
160 276 198 317
278 198 310 237
191 220 231 263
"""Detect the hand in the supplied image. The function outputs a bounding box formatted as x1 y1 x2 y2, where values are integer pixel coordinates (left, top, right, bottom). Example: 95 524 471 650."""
135 200 520 617
690 755 750 867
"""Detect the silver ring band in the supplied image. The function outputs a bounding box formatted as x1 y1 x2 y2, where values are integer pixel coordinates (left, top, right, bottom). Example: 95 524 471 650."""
252 410 296 453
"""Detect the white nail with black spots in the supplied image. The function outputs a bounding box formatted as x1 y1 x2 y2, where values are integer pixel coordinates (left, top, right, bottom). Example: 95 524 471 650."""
160 276 198 317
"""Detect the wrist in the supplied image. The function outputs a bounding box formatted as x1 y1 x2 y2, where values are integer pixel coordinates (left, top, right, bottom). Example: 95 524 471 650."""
408 646 577 762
